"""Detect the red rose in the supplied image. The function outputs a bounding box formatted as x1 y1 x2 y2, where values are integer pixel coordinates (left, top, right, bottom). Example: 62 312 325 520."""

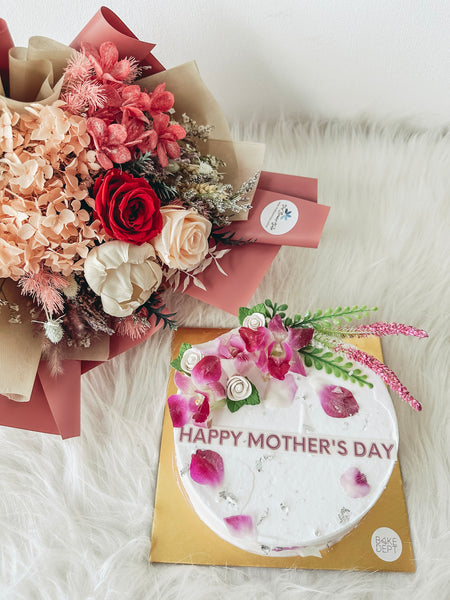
94 169 163 244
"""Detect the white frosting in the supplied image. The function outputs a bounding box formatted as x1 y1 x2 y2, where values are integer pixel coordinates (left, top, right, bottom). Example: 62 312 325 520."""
172 329 398 557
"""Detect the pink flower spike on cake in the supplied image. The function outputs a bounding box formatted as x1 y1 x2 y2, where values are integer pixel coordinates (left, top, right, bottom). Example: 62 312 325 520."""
190 449 224 486
224 515 254 537
340 467 371 498
319 385 359 418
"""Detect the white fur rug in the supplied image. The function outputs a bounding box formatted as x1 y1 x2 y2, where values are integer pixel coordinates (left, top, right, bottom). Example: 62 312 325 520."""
1 119 448 599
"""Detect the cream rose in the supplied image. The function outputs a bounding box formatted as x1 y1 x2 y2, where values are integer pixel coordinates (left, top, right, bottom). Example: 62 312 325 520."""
180 348 203 373
242 312 266 330
227 375 252 402
151 207 211 271
84 241 162 317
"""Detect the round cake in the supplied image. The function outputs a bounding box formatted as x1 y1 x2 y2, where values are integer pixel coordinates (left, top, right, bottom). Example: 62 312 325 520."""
168 322 398 558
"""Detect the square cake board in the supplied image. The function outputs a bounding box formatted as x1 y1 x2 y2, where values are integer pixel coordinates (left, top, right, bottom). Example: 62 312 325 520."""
150 328 415 572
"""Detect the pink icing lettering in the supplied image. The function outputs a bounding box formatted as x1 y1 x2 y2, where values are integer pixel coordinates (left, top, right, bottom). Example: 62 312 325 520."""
207 429 219 444
219 430 231 445
354 441 366 457
193 428 207 444
319 438 331 455
293 437 306 452
337 440 348 456
248 432 264 448
266 434 281 450
179 427 193 443
368 443 382 458
308 438 318 453
281 435 292 451
230 431 243 446
382 443 395 459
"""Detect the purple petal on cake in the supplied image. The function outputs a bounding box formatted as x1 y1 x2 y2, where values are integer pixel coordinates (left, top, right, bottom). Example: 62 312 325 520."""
190 449 224 486
174 370 193 394
239 326 270 352
268 315 287 342
224 515 254 536
340 467 371 498
319 385 359 418
191 395 210 424
192 355 222 384
167 394 190 427
287 326 314 350
290 351 307 376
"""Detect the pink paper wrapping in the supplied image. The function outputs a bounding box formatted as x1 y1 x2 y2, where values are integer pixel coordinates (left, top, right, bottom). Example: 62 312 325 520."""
0 319 163 438
0 18 14 95
185 172 325 314
70 7 164 73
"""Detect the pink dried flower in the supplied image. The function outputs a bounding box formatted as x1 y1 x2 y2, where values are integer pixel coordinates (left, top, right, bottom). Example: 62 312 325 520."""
149 113 186 168
83 41 138 84
64 51 93 82
115 315 151 339
63 80 107 115
19 271 67 316
334 343 422 411
86 117 131 169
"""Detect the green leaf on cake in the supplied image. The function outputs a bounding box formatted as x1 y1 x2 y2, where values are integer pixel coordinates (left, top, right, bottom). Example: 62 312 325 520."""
300 346 373 388
291 305 378 330
238 303 268 326
226 382 260 413
170 343 192 373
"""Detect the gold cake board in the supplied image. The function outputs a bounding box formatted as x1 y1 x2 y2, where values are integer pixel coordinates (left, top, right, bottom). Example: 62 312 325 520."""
150 328 414 572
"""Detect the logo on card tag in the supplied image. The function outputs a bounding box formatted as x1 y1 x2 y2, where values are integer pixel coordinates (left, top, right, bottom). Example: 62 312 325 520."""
371 527 403 562
260 200 298 235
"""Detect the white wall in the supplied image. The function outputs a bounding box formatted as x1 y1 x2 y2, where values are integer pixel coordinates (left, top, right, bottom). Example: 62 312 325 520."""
5 0 450 127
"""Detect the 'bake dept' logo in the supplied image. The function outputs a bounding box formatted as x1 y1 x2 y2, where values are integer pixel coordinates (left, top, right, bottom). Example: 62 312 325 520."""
371 527 403 562
260 200 299 235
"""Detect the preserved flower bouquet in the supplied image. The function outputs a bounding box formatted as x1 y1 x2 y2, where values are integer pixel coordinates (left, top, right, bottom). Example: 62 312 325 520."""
0 8 329 436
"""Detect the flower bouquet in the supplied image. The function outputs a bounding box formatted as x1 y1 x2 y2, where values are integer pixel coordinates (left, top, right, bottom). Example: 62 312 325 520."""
0 8 330 437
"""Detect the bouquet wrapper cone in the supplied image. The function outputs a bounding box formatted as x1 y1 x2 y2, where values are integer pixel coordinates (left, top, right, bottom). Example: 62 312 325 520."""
0 18 14 96
0 319 163 439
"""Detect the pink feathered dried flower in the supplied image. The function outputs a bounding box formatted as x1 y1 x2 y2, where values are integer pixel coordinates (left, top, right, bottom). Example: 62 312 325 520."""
19 271 68 317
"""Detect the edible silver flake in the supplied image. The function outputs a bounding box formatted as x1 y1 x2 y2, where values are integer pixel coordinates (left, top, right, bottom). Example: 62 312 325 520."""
255 455 273 472
260 545 271 555
338 507 351 524
280 502 289 515
218 491 238 507
257 507 269 526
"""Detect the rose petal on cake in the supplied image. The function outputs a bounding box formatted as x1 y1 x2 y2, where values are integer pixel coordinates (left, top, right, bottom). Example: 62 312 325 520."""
167 394 190 427
190 449 224 486
192 356 222 384
224 515 254 537
319 385 359 418
340 467 371 498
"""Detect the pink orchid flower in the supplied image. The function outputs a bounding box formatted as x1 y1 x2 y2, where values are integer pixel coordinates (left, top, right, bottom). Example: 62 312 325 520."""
86 117 131 169
168 356 226 427
239 316 314 380
83 42 137 84
150 113 186 168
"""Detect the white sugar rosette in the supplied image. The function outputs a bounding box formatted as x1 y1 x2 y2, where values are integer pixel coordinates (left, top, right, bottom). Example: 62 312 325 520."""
227 375 252 401
180 348 203 373
242 312 266 330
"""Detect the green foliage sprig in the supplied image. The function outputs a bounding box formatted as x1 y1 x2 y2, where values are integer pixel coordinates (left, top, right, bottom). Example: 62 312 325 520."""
299 345 373 388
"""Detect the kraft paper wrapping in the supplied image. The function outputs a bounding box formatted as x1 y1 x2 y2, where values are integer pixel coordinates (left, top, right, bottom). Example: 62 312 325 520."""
0 37 72 112
150 330 415 572
0 280 42 402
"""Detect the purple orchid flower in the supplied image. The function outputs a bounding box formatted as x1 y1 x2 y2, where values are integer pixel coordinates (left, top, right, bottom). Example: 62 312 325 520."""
239 316 313 381
168 356 225 428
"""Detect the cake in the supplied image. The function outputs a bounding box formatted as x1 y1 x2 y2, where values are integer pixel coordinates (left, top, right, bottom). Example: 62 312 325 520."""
167 304 404 558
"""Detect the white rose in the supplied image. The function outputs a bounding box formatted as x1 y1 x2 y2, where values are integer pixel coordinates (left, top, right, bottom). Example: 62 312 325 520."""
227 375 252 402
151 207 211 271
242 312 266 330
180 348 203 373
84 241 162 317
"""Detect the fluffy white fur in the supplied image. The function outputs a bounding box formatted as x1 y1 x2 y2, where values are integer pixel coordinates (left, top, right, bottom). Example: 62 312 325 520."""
0 119 448 599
